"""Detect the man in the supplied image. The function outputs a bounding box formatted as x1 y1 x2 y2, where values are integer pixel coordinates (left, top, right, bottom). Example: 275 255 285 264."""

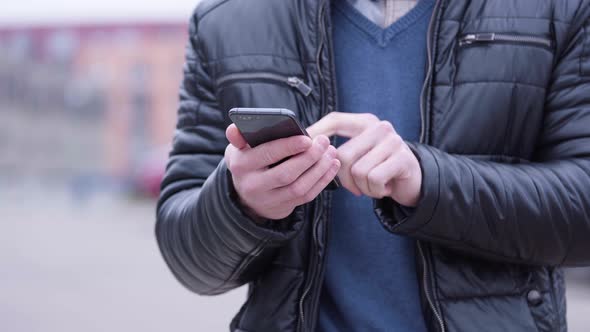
155 0 590 331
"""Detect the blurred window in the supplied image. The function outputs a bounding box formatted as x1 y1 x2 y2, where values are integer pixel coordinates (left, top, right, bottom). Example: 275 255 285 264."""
47 29 78 64
130 62 151 158
8 32 31 60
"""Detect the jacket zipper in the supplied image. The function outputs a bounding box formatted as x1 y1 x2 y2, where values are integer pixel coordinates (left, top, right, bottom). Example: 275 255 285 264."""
458 33 553 48
298 2 329 331
216 72 313 96
298 194 324 330
418 0 438 143
418 0 446 331
418 242 446 332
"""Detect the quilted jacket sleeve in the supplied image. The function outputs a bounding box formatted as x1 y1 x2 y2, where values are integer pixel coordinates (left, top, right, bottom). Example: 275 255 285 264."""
155 11 305 295
376 15 590 267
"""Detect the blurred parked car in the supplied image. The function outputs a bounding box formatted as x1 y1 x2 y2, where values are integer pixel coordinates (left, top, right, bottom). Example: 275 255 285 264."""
131 145 169 198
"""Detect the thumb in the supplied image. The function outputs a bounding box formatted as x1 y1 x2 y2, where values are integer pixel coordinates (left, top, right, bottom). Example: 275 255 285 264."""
226 124 248 149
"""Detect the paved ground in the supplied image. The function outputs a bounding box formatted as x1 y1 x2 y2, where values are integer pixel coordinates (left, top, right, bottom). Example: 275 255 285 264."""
1 187 589 331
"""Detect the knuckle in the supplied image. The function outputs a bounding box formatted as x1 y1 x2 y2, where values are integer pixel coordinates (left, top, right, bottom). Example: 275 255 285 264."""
277 171 295 186
386 133 403 148
322 113 337 129
367 170 382 186
262 149 276 166
228 157 246 175
376 120 394 133
403 144 414 155
350 163 366 179
289 183 307 198
363 113 379 123
290 136 309 153
394 138 405 151
326 112 337 120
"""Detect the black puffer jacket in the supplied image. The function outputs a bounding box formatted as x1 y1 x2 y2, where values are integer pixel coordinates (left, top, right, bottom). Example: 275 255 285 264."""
155 0 590 331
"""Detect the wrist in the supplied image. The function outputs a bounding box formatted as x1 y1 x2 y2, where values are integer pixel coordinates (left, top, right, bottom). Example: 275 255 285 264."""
389 155 422 207
238 197 268 224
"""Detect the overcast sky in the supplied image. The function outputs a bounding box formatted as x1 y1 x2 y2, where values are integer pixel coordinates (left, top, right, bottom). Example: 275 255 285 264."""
0 0 202 26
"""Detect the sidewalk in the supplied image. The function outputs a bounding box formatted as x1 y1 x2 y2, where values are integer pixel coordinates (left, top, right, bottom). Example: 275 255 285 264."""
1 188 588 331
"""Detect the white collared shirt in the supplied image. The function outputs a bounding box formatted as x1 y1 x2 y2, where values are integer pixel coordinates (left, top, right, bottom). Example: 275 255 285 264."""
346 0 418 28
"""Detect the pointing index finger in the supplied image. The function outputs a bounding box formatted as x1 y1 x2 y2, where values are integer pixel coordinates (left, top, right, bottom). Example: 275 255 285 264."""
306 112 379 138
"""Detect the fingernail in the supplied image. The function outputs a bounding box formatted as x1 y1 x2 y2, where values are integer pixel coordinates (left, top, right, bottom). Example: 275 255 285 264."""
317 135 330 148
332 159 340 169
326 146 337 159
299 137 312 149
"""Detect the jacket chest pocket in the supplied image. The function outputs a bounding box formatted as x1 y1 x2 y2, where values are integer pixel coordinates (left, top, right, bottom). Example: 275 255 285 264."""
216 72 312 96
214 70 315 127
454 32 555 89
432 31 555 155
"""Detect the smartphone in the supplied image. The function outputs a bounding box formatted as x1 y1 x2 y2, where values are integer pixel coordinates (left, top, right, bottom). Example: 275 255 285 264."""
228 107 340 189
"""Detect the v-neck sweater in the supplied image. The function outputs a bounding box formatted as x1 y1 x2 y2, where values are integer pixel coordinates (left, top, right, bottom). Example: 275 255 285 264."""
317 1 434 331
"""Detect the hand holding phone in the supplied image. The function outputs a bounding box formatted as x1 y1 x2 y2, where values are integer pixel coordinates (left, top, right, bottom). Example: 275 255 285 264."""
224 108 341 220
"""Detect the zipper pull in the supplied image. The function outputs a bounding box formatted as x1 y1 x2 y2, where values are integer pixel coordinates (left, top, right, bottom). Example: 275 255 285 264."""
459 33 495 46
287 77 312 96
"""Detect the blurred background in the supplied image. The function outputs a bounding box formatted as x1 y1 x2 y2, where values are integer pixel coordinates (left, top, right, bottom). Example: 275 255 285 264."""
1 1 245 331
0 1 589 331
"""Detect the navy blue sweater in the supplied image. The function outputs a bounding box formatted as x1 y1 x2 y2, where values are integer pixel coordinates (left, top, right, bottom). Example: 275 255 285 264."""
317 1 434 331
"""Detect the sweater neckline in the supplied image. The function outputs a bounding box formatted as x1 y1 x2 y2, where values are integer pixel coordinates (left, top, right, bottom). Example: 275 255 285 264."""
333 0 435 47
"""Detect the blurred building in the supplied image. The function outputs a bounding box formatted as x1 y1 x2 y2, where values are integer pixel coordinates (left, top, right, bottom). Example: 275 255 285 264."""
0 23 187 186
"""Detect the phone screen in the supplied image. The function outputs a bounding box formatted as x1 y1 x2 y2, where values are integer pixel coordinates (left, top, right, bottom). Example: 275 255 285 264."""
230 112 307 148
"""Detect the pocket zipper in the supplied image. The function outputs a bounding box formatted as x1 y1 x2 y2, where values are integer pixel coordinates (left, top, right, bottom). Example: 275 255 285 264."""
216 72 312 96
459 33 553 48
